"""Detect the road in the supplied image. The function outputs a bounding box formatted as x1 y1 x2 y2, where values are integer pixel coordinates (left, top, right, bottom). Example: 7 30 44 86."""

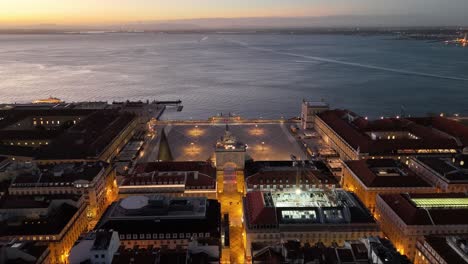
218 169 246 264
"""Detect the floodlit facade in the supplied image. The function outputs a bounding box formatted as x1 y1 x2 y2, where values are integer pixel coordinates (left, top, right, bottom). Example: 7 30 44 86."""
375 193 468 261
315 110 464 160
342 159 436 214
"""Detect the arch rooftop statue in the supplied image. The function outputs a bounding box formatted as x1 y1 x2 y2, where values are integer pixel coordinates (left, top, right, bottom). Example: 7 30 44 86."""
215 124 246 170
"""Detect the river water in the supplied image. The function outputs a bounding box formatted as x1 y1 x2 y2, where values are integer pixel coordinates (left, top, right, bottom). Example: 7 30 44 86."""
0 33 467 119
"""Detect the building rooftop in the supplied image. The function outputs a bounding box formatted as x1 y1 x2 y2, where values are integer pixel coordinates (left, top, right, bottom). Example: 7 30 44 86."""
251 237 409 264
245 189 375 228
134 161 217 178
365 237 411 264
421 235 468 264
106 196 208 218
69 230 119 264
410 116 468 147
344 159 432 188
0 145 37 158
0 241 49 264
415 156 468 182
92 230 115 251
0 194 81 210
378 193 468 225
317 110 462 155
121 170 216 190
36 110 136 160
10 162 108 188
246 169 338 188
246 162 340 188
96 196 221 235
0 202 79 237
0 108 95 130
0 130 62 141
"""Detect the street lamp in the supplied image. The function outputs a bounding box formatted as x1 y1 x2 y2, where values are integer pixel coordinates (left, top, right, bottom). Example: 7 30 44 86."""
190 142 195 153
261 142 265 151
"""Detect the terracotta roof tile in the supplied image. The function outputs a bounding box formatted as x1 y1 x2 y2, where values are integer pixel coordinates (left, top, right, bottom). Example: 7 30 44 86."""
344 159 432 188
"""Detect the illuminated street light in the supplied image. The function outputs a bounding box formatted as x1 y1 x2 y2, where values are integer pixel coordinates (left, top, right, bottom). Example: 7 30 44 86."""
261 142 265 151
295 188 302 195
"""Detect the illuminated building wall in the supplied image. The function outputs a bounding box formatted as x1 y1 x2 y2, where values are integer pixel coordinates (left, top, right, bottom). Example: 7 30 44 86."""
314 116 361 160
0 199 88 264
409 157 468 193
342 163 435 214
375 194 468 261
8 164 118 229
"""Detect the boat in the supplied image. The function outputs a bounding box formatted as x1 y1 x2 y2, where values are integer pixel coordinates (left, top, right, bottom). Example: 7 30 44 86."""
32 96 64 104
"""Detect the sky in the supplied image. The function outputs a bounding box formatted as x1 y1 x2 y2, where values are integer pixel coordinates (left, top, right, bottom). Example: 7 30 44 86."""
0 0 467 27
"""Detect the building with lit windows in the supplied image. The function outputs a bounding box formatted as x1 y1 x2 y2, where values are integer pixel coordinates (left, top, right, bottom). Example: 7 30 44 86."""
314 110 466 160
121 161 217 199
36 110 138 164
245 160 339 192
0 194 88 264
119 169 217 199
243 189 380 260
414 235 468 264
95 196 221 250
375 193 468 261
0 107 139 164
342 159 436 214
8 162 118 227
408 155 468 193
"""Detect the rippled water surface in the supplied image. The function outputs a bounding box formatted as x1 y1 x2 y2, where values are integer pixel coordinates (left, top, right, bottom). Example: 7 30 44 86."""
1 33 467 119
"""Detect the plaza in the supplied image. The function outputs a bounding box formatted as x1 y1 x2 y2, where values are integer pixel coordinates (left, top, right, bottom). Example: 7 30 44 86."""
159 122 306 162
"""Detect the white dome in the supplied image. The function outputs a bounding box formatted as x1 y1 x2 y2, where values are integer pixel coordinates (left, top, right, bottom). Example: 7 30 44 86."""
120 196 149 210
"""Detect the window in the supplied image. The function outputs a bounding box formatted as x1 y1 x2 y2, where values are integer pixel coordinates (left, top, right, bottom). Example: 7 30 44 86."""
180 233 185 239
95 255 99 259
101 254 105 258
159 234 164 239
173 233 177 238
186 233 191 238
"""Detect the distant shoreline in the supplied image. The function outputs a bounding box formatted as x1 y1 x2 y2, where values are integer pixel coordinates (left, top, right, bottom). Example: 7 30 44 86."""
0 28 464 42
